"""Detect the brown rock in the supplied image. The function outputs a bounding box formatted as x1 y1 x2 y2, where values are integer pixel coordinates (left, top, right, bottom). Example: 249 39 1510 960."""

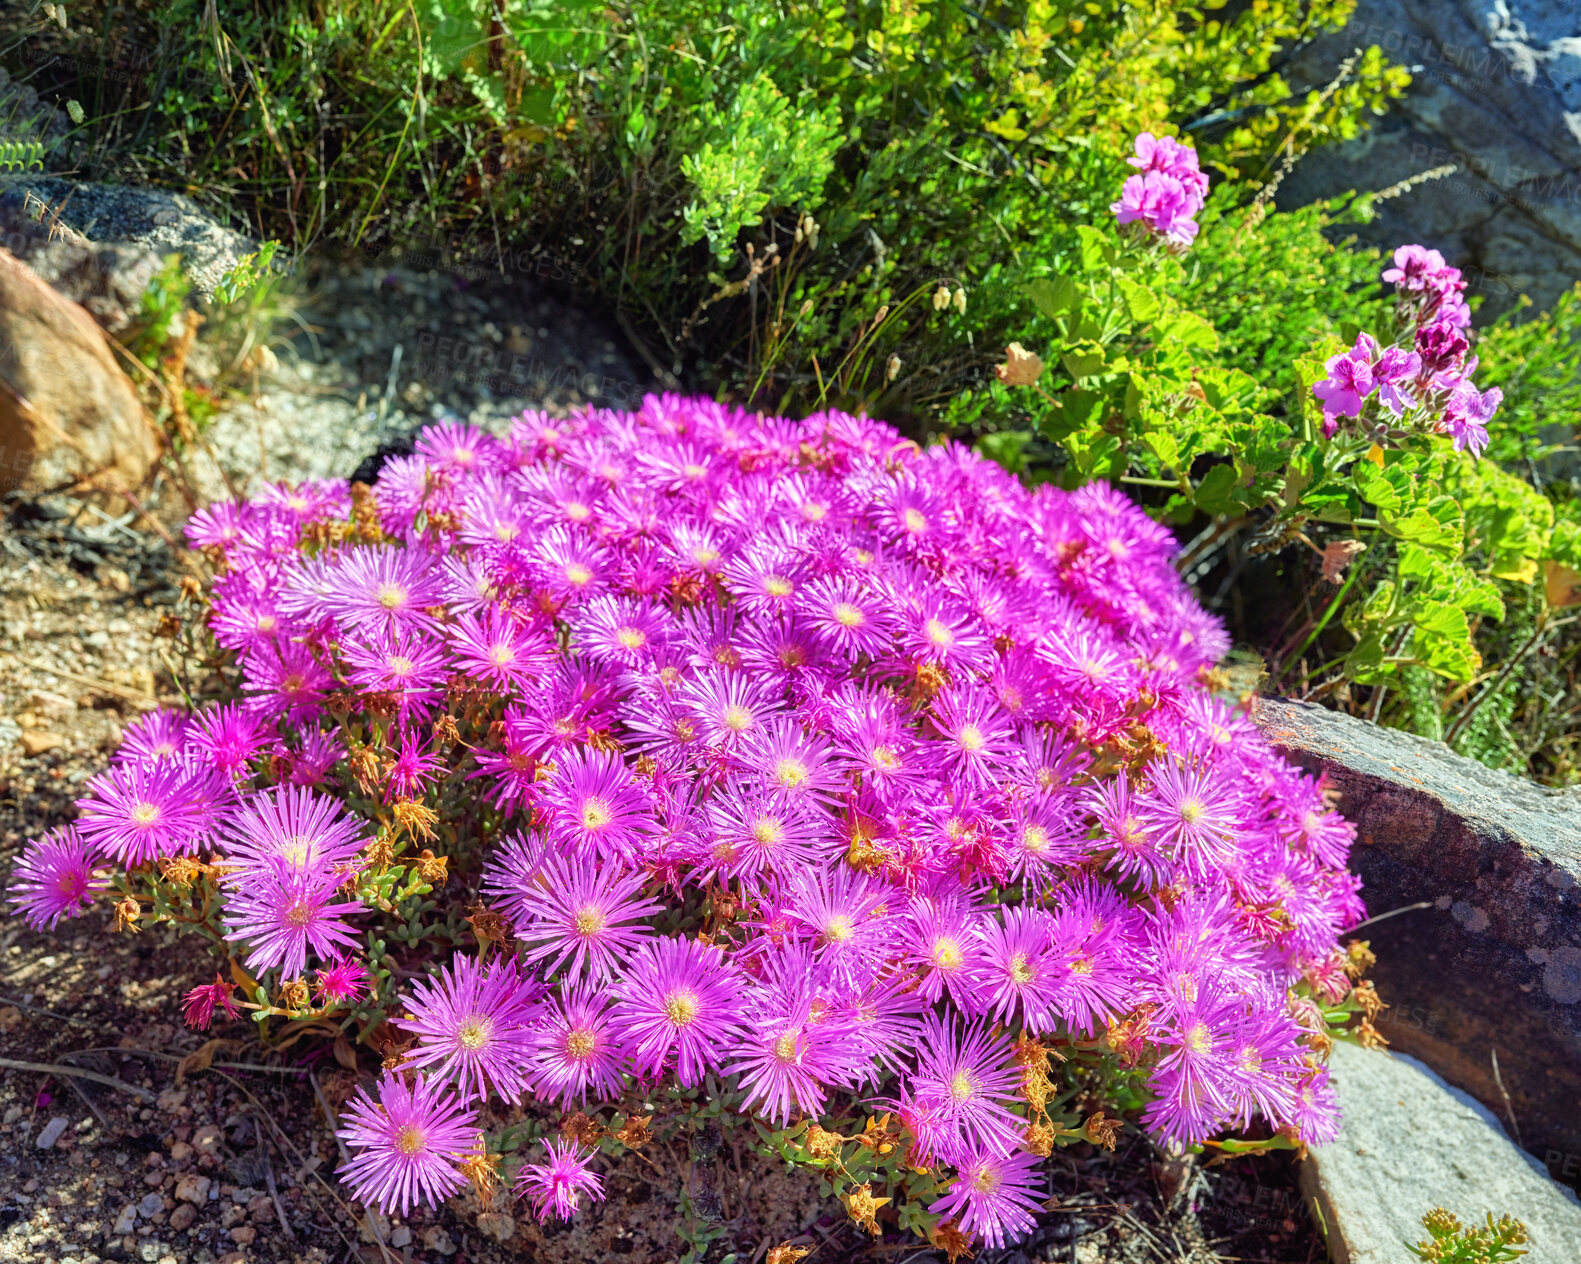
0 249 160 497
175 1174 211 1205
228 1226 257 1246
168 1203 196 1233
18 730 64 756
1254 696 1581 1180
474 1212 515 1244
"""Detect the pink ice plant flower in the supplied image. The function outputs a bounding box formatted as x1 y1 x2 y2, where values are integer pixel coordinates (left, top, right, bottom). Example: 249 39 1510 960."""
336 1072 479 1216
515 1137 605 1224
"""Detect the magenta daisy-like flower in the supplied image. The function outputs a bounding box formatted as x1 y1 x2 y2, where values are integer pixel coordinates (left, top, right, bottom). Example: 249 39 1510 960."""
448 607 556 693
515 1137 605 1224
221 784 366 880
517 854 662 982
75 760 226 866
222 860 364 977
396 955 540 1104
337 1071 479 1216
8 826 105 929
1139 758 1242 867
929 1146 1045 1249
725 944 864 1125
183 974 240 1031
899 1015 1025 1165
928 686 1016 791
315 957 372 1006
613 935 746 1086
538 746 651 863
312 547 446 635
190 704 276 776
340 626 451 720
115 709 192 765
530 979 628 1108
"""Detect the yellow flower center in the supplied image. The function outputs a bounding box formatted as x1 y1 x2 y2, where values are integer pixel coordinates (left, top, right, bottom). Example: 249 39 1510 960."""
574 906 606 935
682 463 707 480
752 816 782 846
665 990 700 1026
872 745 899 770
1186 1022 1211 1056
396 1125 425 1156
284 901 314 929
489 644 515 667
376 582 407 611
722 704 753 732
972 1166 1000 1194
1009 953 1034 985
832 602 865 628
130 802 161 826
616 626 647 651
1179 797 1205 824
566 1029 597 1060
949 1071 974 1102
387 655 415 677
580 797 612 830
774 757 808 789
824 915 855 943
458 1016 493 1050
255 615 277 633
773 1032 799 1062
932 937 963 970
904 508 928 534
565 501 591 521
692 546 719 565
764 576 794 598
957 724 984 752
1022 825 1049 853
800 502 827 522
565 563 592 586
925 618 954 647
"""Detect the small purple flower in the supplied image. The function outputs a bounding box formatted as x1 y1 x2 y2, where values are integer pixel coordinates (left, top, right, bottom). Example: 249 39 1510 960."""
337 1071 478 1216
612 935 746 1086
8 827 105 929
930 1146 1045 1249
397 955 541 1104
515 1137 605 1223
315 957 371 1006
183 975 240 1031
1312 336 1376 422
1441 382 1501 457
222 859 364 978
531 979 628 1108
1371 345 1421 416
517 853 662 982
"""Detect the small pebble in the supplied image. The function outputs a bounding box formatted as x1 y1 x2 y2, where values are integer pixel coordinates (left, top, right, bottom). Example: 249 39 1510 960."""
35 1117 70 1150
114 1206 138 1236
138 1193 164 1218
387 1225 411 1249
168 1204 196 1233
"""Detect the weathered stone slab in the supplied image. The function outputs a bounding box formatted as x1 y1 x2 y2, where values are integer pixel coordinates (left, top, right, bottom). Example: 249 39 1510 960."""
1304 1040 1581 1264
1280 0 1581 316
1253 697 1581 1182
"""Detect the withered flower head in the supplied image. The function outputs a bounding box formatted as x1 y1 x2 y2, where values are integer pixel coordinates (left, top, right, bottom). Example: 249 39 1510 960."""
613 1114 652 1150
843 1182 890 1237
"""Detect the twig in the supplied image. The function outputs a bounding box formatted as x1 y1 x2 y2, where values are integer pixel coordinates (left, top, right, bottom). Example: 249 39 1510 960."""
11 657 162 703
0 995 101 1029
256 1113 298 1241
0 1056 156 1101
1346 901 1433 932
1490 1048 1523 1149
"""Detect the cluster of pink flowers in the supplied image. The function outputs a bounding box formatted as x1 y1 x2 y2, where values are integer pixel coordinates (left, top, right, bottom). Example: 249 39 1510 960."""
9 395 1364 1250
1110 132 1208 249
1313 244 1500 456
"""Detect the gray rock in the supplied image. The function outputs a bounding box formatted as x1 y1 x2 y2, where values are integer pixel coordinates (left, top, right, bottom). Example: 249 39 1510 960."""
1254 697 1581 1179
137 1193 163 1219
112 1206 137 1236
34 1116 68 1149
1306 1040 1581 1262
1279 0 1581 315
0 175 257 328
